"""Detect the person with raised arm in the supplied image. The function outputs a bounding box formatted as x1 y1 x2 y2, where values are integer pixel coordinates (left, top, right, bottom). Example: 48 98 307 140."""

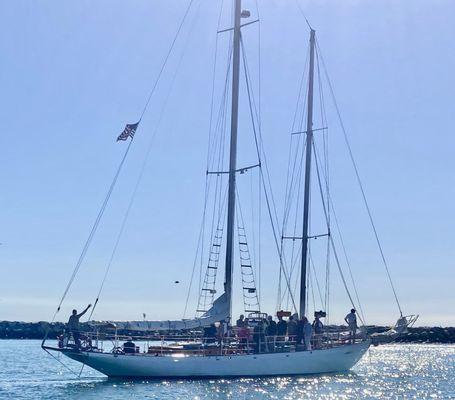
67 304 91 347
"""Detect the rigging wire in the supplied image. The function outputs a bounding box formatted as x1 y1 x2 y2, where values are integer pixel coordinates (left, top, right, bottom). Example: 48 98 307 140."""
283 137 306 308
314 45 332 324
240 35 298 313
43 0 198 338
241 44 283 249
315 38 403 317
42 348 81 378
284 144 306 311
235 187 260 313
308 257 316 315
279 47 310 306
280 44 310 310
313 141 367 324
309 250 325 308
88 0 204 322
139 0 197 120
196 184 229 315
184 0 225 319
313 141 366 327
49 139 133 326
294 0 313 30
282 47 310 230
195 36 233 315
254 0 262 306
249 170 257 286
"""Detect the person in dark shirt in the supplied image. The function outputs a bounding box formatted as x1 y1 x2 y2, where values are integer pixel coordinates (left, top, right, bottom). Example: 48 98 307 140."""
123 338 136 354
276 315 287 338
265 315 277 352
67 304 91 347
236 314 245 328
253 320 265 353
287 315 298 341
312 315 324 334
265 315 277 336
203 323 217 343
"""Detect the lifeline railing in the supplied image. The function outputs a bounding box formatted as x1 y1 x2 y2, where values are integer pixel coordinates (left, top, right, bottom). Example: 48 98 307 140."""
55 326 364 357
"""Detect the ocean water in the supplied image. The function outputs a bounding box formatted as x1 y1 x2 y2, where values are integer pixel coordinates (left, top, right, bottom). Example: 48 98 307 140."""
0 341 453 399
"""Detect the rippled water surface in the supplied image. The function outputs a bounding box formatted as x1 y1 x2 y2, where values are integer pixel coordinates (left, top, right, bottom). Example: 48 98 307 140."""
0 341 453 399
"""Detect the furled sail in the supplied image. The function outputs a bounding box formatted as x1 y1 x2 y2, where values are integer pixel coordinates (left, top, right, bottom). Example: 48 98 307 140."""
91 293 229 332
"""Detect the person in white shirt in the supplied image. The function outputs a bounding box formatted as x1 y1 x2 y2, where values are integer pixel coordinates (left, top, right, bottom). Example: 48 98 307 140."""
344 309 357 344
302 317 313 351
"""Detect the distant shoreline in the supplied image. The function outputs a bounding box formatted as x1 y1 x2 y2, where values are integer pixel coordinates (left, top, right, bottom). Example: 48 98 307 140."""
1 321 454 343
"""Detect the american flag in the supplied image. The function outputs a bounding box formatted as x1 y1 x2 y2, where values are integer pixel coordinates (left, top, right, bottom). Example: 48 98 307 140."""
117 121 139 141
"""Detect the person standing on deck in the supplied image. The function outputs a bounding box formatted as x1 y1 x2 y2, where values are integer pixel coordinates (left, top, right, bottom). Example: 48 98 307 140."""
312 313 324 349
276 315 287 348
296 316 305 345
265 315 277 352
287 315 298 342
67 304 91 347
203 323 217 343
344 309 358 344
217 319 230 344
253 320 265 353
236 314 245 328
237 322 250 351
302 317 313 350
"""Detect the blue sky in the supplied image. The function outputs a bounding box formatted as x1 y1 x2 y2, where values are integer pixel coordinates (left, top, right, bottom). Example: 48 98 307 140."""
0 0 454 326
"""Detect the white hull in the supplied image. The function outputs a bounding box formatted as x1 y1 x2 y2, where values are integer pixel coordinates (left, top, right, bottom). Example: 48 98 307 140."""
63 341 370 378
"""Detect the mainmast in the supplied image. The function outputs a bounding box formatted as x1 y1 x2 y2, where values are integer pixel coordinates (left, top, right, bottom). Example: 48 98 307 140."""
299 29 316 319
224 0 242 319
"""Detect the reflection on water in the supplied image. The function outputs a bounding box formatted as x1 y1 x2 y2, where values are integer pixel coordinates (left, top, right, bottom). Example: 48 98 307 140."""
0 341 453 399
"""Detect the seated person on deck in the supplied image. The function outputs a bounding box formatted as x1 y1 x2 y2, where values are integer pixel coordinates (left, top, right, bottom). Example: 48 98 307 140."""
123 338 136 354
203 323 217 343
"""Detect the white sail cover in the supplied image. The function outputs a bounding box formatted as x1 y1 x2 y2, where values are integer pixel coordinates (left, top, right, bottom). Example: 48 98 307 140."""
91 293 230 332
370 315 419 344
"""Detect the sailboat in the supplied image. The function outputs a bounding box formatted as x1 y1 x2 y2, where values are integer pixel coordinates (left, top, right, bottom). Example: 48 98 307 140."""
42 0 416 378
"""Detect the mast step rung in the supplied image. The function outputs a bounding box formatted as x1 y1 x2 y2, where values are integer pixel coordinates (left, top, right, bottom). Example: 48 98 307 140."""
201 289 216 293
241 264 252 268
245 310 260 313
196 309 208 313
239 242 248 245
213 244 221 247
207 266 217 269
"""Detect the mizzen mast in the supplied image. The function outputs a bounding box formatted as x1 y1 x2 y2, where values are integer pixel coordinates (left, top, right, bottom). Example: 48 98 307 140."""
299 29 316 319
224 0 242 319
